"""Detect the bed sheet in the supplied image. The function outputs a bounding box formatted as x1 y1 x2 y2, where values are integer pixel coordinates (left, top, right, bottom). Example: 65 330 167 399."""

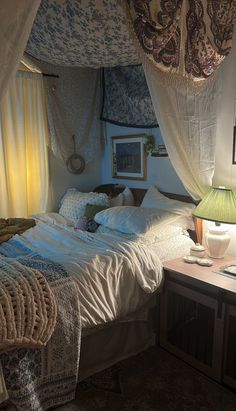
14 213 194 329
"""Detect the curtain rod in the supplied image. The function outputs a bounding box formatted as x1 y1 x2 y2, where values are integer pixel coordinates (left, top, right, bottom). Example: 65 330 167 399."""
24 52 59 78
42 73 59 78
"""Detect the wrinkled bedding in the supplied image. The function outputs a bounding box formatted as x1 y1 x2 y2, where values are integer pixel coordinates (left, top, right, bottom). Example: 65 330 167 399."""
2 212 194 329
0 212 194 410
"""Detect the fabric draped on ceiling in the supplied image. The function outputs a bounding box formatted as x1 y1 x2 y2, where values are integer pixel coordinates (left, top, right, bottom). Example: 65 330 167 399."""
2 0 234 204
0 0 41 101
128 0 236 93
26 0 139 67
0 71 49 218
101 65 158 128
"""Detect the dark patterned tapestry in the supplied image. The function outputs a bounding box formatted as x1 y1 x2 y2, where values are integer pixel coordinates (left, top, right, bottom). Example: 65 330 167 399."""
101 65 158 128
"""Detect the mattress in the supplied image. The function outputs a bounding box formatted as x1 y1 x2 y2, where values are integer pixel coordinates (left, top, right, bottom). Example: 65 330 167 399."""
15 212 194 329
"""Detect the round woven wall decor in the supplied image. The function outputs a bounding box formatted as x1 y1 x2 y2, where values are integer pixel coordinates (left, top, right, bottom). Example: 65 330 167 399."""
66 134 85 174
66 153 85 174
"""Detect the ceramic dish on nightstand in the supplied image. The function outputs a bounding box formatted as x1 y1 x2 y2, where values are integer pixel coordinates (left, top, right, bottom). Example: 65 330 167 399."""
197 258 213 267
183 255 198 264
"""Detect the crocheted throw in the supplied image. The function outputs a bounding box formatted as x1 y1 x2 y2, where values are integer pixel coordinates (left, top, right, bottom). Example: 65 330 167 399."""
0 257 57 352
0 218 36 245
0 240 81 411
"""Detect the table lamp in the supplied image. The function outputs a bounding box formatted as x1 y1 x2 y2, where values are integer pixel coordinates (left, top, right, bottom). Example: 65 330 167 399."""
193 187 236 258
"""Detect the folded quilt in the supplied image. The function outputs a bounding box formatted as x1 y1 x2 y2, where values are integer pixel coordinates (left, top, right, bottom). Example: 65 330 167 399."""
0 241 81 411
0 218 36 245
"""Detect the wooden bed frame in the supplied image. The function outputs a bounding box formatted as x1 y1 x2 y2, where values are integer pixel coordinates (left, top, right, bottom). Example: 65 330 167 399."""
130 187 194 206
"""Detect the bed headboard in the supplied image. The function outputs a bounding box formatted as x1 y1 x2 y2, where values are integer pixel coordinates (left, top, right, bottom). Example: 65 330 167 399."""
130 188 194 206
94 184 194 205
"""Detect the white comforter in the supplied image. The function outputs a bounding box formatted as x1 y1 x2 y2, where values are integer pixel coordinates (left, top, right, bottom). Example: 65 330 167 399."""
17 213 194 328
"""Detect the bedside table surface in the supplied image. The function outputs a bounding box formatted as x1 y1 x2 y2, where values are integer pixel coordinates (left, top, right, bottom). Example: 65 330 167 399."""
163 256 236 294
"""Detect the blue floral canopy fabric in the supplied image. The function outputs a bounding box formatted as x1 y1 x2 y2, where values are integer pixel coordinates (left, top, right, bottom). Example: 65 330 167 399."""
101 65 158 128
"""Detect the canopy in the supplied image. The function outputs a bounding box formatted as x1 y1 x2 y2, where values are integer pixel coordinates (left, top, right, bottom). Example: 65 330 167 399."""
26 0 139 67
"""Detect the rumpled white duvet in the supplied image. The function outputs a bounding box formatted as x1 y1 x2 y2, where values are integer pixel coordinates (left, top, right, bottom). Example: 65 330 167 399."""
18 213 194 329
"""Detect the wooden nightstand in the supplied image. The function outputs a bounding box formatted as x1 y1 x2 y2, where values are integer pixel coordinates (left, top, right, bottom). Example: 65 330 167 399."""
160 256 236 389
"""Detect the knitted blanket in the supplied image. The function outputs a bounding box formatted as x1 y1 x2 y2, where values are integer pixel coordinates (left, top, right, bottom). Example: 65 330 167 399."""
0 257 57 352
0 240 81 411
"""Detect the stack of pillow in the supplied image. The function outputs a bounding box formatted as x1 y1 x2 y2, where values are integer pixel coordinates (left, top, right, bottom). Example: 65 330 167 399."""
58 186 135 232
94 185 196 237
59 185 196 236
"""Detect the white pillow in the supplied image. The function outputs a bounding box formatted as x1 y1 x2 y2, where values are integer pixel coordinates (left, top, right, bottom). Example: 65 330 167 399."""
96 224 135 240
123 187 135 206
95 206 189 235
96 218 188 243
141 185 195 217
149 224 185 241
59 188 109 223
110 187 134 207
110 193 124 207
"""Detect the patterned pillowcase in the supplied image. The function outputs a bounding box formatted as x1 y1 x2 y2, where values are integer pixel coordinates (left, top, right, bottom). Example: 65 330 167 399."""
59 189 110 224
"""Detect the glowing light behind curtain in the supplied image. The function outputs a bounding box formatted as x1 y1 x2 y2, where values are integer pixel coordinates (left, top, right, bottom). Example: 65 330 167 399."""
0 0 41 101
0 71 49 218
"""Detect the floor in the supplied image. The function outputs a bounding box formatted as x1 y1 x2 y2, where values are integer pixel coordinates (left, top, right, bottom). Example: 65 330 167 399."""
56 346 236 411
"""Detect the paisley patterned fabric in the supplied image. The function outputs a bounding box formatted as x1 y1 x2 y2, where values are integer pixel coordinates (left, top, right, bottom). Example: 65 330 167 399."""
26 0 236 89
26 0 139 67
128 0 236 91
101 65 158 128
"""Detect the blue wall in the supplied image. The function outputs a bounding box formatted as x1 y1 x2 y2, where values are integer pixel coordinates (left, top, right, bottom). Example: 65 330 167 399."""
101 123 187 194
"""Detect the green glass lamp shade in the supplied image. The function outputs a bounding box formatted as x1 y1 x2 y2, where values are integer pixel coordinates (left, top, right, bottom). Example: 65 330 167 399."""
193 187 236 224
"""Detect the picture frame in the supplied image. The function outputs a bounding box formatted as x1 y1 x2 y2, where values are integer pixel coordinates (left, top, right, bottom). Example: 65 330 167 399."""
112 134 147 180
233 126 236 164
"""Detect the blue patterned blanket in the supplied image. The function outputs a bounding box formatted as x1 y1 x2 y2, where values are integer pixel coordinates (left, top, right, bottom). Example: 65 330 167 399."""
0 239 81 411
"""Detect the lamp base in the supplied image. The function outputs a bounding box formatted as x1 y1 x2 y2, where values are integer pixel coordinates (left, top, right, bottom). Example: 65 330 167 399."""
205 227 230 259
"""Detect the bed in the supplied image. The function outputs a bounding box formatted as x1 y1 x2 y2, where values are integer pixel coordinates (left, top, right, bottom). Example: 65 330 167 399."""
0 186 196 411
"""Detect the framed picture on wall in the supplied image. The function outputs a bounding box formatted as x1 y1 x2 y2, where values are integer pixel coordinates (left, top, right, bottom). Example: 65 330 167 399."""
233 126 236 164
112 134 147 180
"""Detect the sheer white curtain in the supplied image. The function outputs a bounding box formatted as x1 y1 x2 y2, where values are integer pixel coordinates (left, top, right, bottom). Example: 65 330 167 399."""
0 71 49 218
127 1 235 200
142 58 220 200
0 0 41 100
